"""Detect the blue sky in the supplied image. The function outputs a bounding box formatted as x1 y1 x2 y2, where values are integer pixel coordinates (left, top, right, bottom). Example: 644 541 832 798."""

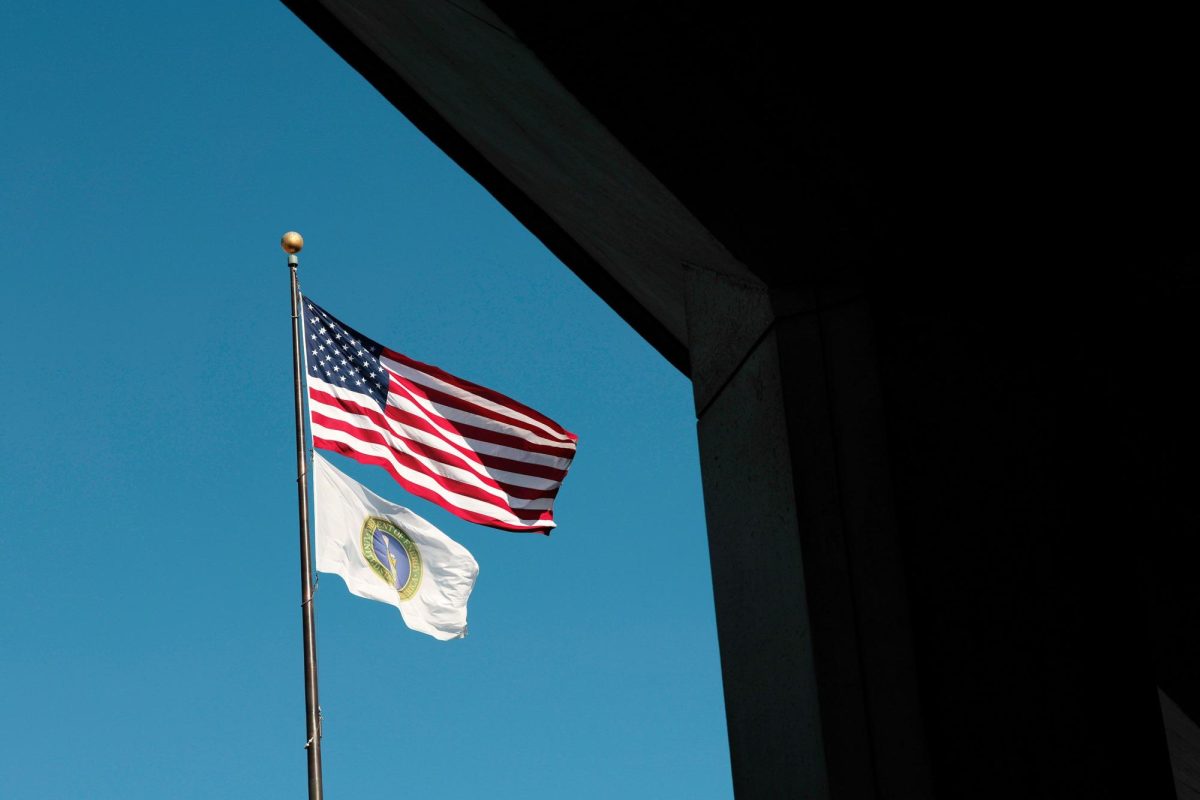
0 3 731 798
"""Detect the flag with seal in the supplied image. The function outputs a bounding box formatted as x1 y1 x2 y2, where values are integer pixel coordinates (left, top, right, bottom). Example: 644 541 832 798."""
313 452 479 640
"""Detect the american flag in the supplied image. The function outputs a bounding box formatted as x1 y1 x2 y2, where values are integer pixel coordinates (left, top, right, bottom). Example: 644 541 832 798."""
301 297 577 533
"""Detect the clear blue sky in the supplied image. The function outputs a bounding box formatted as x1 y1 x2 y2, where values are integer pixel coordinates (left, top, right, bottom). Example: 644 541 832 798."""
0 3 732 798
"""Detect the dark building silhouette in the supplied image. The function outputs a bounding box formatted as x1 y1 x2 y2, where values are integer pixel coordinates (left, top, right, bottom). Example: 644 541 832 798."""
281 3 1200 797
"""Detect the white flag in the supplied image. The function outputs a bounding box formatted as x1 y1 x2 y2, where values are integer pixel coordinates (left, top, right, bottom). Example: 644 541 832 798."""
313 452 479 640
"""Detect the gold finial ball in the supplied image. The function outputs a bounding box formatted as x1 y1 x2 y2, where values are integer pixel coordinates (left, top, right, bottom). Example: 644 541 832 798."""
281 231 304 255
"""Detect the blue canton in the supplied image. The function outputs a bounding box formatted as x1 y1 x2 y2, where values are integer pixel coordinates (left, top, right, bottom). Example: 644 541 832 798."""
302 298 389 409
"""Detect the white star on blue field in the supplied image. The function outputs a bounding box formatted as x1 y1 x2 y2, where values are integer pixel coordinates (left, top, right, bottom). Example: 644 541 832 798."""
303 299 388 404
0 3 730 799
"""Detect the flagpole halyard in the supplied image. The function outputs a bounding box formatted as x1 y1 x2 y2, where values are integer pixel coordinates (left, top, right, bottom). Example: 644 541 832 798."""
284 231 324 800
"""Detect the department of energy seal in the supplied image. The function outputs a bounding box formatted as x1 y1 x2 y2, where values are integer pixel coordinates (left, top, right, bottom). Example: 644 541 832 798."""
361 517 423 601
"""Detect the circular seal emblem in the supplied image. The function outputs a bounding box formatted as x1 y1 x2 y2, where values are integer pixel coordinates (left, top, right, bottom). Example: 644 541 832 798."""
361 516 423 601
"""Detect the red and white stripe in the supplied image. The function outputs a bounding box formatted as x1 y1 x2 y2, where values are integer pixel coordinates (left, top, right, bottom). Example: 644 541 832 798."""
308 348 577 533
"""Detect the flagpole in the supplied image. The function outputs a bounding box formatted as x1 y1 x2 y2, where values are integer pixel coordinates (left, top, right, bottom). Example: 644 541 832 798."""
283 231 324 800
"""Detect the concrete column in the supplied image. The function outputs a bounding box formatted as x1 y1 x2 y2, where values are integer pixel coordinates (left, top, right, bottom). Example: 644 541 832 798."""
685 265 930 798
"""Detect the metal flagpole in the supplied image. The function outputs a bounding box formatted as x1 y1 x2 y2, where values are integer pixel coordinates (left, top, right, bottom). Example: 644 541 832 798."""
283 231 324 799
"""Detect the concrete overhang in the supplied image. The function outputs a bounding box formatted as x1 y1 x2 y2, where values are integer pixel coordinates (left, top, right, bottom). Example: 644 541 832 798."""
280 2 882 378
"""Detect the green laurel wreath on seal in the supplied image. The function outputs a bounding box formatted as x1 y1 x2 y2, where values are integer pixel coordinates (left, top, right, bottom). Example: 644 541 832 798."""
361 516 423 601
